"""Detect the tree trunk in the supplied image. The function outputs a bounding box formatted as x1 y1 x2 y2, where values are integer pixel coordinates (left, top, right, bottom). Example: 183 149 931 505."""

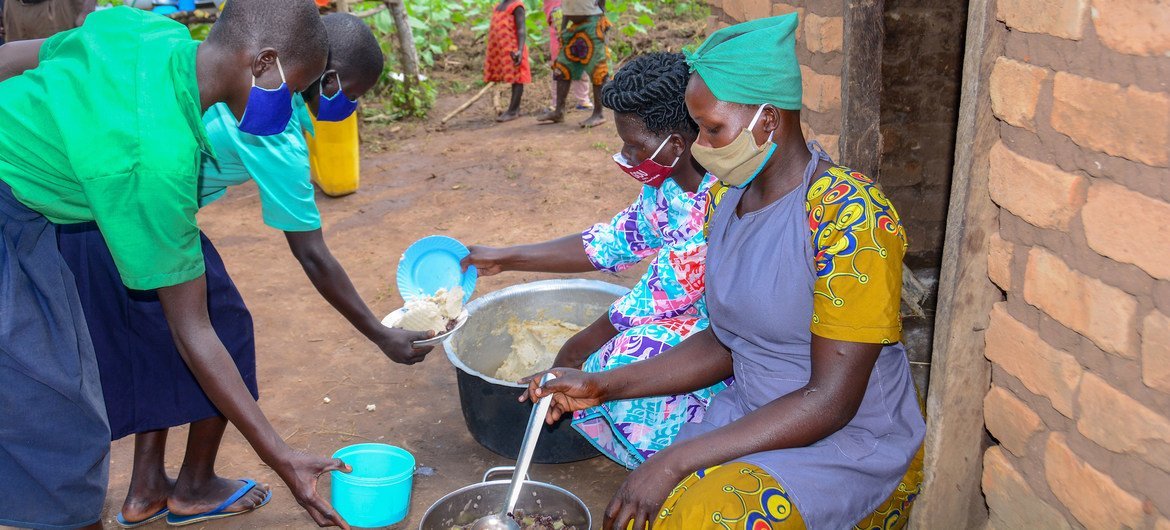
385 0 420 93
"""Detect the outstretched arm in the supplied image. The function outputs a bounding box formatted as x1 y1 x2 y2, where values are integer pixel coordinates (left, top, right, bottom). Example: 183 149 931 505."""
157 276 351 528
285 229 432 364
521 326 734 421
461 234 594 276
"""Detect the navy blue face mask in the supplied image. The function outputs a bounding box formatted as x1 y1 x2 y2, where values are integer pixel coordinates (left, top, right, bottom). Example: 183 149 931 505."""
238 57 293 136
316 72 358 122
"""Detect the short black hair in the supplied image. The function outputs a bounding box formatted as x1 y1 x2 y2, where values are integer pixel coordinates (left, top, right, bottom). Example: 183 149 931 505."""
601 52 698 137
322 13 384 88
208 0 327 70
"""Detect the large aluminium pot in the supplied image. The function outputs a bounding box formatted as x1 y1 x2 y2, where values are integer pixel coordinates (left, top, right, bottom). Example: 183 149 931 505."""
443 279 628 464
419 467 591 530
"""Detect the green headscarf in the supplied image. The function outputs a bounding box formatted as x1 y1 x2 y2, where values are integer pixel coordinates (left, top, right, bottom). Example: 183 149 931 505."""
685 14 802 111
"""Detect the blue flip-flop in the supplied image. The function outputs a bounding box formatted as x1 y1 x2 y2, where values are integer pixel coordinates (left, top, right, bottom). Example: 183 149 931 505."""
115 507 169 528
165 479 272 527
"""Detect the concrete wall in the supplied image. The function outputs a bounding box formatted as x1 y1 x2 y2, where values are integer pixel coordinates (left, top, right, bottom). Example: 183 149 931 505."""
980 0 1170 527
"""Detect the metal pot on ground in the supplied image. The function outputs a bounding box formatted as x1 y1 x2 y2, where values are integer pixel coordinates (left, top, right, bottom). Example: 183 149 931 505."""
442 279 628 464
419 467 591 530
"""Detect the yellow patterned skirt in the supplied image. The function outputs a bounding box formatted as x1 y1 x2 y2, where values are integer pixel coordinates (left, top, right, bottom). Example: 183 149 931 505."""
653 443 925 530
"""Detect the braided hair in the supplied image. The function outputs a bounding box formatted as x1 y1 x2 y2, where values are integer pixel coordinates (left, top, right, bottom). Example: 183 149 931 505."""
601 52 698 138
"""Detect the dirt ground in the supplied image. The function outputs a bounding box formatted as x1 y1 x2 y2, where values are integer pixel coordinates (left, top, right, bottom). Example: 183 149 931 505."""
98 90 651 529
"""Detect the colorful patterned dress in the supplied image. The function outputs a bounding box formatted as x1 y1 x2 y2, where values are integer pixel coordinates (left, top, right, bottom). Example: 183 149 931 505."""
573 173 728 469
483 0 531 85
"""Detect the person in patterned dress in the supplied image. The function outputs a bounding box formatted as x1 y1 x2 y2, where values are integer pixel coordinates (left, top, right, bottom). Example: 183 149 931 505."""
462 52 725 469
484 0 530 122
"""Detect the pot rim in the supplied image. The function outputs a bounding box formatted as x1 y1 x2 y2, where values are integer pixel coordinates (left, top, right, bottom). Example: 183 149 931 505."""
442 279 629 388
419 477 591 530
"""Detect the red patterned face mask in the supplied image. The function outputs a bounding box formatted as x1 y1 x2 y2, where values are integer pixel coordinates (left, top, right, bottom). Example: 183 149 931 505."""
613 135 679 188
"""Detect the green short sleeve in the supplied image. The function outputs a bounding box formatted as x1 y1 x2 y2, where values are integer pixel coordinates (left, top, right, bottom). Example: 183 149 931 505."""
82 171 205 290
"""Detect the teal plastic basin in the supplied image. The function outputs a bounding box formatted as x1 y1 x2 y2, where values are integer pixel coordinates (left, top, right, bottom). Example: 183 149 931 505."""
331 444 415 528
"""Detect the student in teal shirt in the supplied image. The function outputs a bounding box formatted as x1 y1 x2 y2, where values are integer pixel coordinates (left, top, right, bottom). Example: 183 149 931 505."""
0 4 357 529
56 14 427 526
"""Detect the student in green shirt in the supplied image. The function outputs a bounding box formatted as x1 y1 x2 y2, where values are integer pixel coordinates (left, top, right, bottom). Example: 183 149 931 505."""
54 14 430 526
0 4 359 529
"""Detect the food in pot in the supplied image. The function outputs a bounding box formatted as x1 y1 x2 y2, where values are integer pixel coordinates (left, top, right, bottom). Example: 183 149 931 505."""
449 510 577 530
382 286 464 334
494 318 583 381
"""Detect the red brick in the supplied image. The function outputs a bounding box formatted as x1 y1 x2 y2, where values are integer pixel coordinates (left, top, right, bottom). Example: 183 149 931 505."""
1024 247 1139 358
1091 0 1170 57
985 303 1083 416
1078 372 1170 474
983 446 1072 530
800 65 841 114
984 386 1043 456
987 232 1014 290
722 0 771 21
1045 433 1146 530
1052 72 1170 167
803 13 843 54
1144 311 1170 393
1083 182 1170 281
997 0 1088 39
989 57 1048 131
988 142 1086 231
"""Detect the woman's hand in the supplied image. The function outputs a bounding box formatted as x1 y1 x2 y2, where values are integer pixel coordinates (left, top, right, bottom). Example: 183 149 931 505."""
460 245 510 276
519 368 607 424
604 456 686 530
272 450 353 528
370 326 433 365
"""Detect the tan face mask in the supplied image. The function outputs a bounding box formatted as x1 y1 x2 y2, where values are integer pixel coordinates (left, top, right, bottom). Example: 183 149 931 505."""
691 104 776 188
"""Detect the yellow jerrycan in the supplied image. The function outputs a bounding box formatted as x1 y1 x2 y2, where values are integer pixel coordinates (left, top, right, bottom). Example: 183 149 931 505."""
306 111 361 197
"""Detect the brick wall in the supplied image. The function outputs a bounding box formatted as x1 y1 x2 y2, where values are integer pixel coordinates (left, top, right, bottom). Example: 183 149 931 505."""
707 0 844 160
981 0 1170 527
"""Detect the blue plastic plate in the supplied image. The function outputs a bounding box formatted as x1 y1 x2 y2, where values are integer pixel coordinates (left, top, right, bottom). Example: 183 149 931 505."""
397 235 477 303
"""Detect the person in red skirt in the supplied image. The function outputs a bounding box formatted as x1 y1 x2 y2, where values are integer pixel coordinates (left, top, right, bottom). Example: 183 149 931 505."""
485 0 530 122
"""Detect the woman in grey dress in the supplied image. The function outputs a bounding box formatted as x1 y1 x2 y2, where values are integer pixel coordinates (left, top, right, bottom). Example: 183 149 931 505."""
521 14 926 530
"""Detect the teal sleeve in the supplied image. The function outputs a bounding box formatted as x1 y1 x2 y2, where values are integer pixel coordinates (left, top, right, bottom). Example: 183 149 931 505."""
232 117 322 232
81 171 205 290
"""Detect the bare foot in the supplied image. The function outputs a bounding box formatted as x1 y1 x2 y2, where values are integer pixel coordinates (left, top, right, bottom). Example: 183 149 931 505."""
496 109 521 122
535 109 564 124
120 476 175 524
579 113 607 128
168 477 270 517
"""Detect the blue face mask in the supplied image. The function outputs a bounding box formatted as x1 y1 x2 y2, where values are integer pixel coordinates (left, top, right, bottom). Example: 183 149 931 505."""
238 57 293 136
316 72 359 122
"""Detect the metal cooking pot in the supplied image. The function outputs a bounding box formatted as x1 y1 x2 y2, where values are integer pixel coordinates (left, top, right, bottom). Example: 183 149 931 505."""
443 279 628 464
419 467 591 530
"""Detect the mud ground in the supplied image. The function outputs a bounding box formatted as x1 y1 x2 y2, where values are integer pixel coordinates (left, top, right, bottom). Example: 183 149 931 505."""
99 92 648 528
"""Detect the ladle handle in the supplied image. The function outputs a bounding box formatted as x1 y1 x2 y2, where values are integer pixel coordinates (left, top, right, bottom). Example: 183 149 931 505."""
503 373 557 516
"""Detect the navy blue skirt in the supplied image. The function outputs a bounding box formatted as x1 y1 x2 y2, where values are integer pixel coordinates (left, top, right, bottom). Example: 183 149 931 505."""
57 222 259 440
1 182 109 529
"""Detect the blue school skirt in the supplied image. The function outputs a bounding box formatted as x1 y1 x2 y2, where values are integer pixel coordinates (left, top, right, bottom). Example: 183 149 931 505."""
0 180 110 529
57 222 259 440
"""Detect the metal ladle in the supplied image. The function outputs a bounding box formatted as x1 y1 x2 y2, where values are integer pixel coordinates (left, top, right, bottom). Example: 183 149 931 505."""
470 373 558 530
